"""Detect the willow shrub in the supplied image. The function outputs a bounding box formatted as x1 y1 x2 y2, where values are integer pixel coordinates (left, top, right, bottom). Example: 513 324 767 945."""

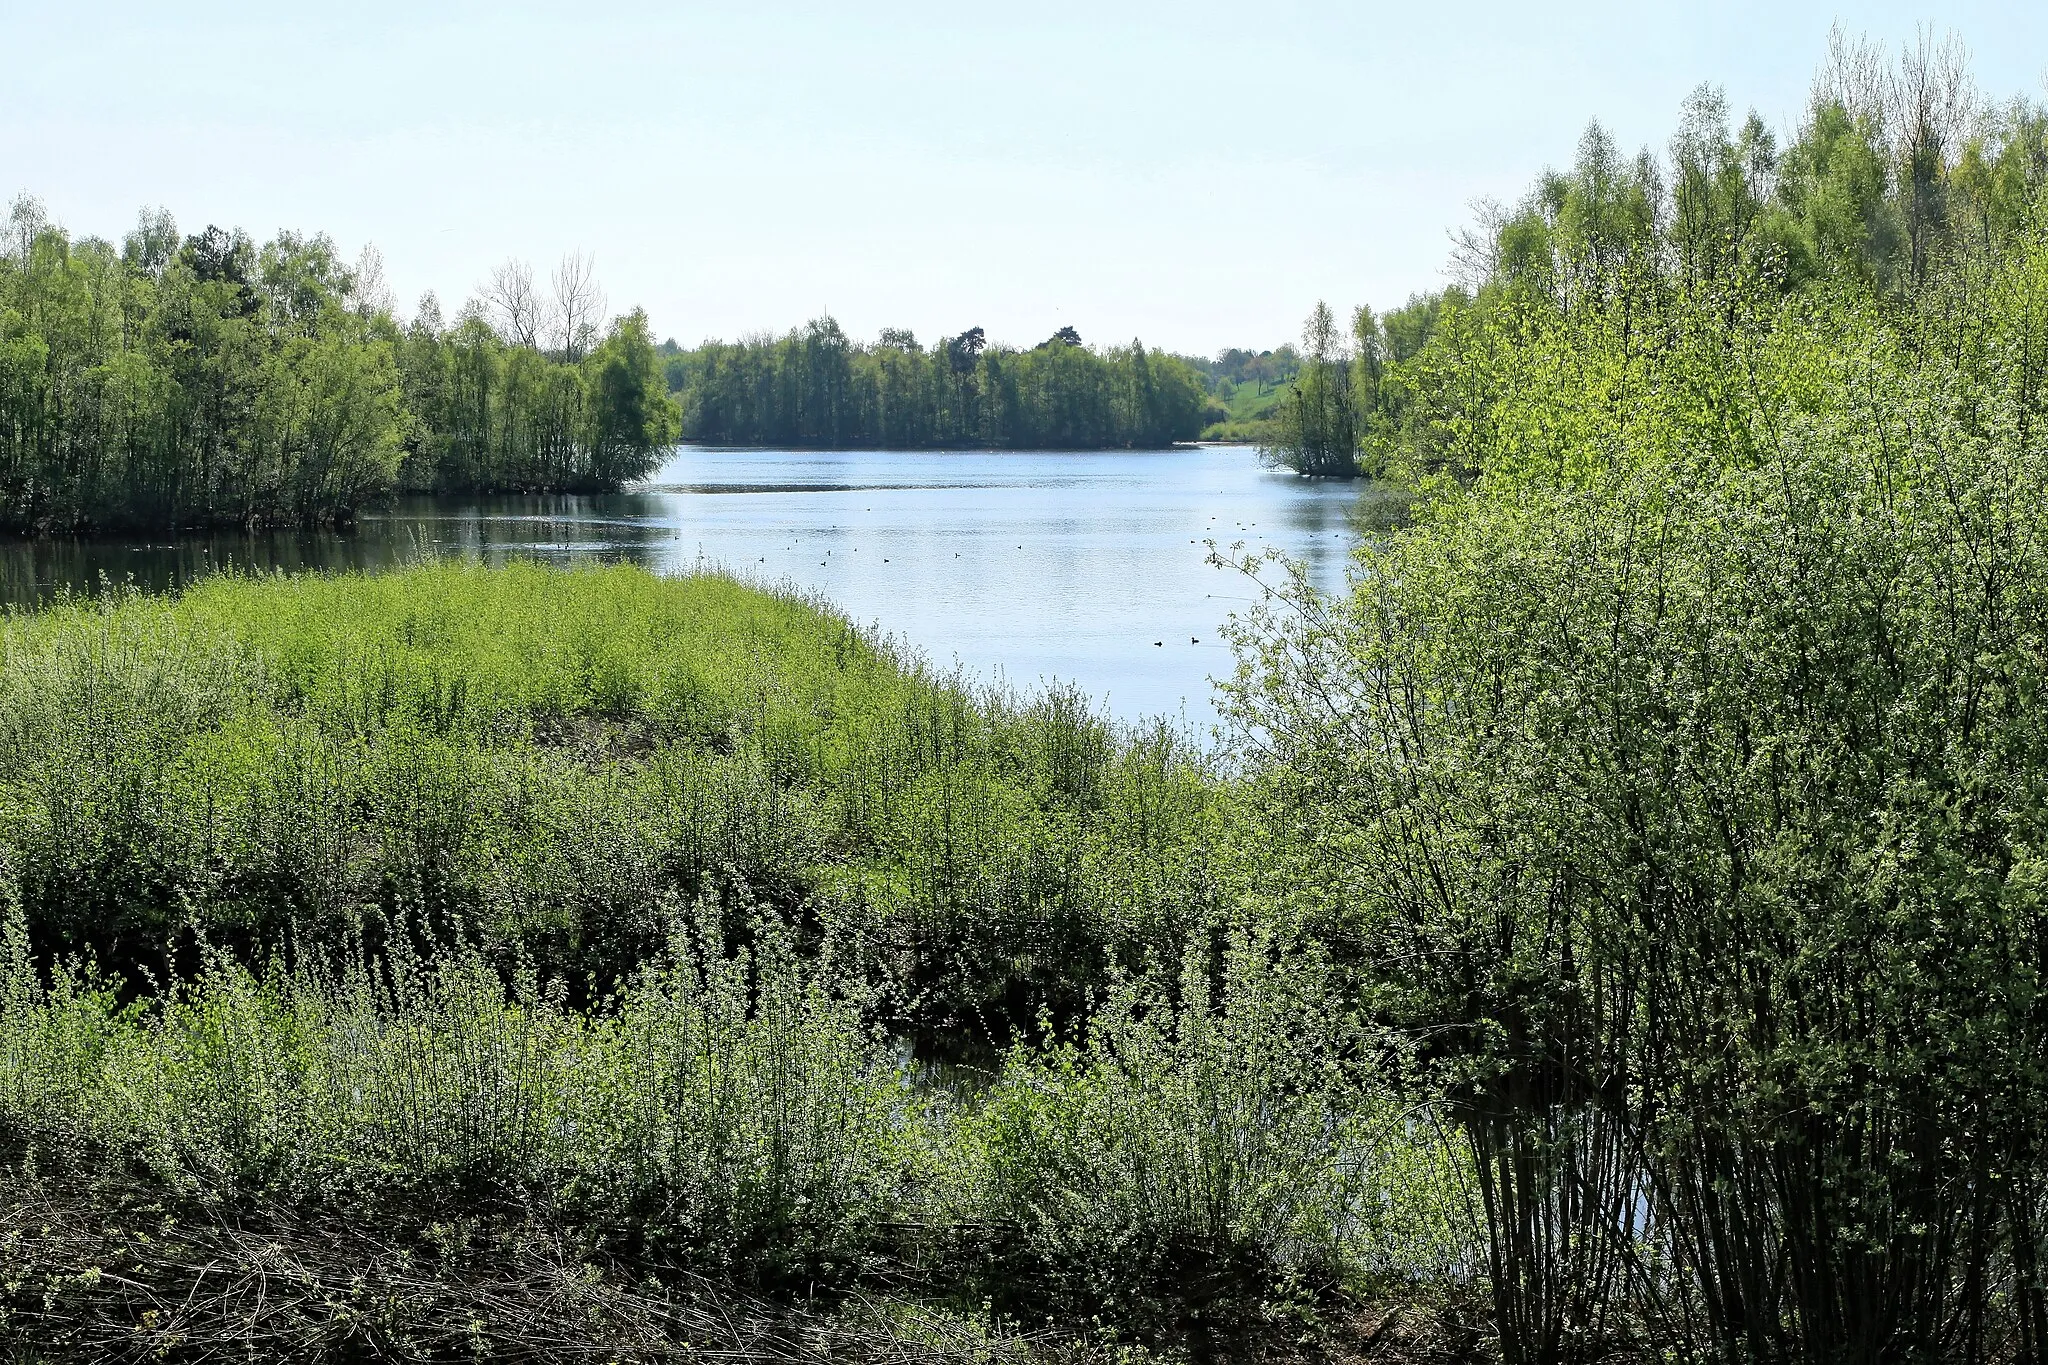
1227 230 2048 1362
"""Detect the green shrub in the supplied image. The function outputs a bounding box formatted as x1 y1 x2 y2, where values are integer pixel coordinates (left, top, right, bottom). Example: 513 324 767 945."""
0 902 910 1279
960 927 1468 1323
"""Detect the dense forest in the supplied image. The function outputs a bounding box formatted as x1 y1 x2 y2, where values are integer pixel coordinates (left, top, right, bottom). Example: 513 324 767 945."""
1267 32 2048 478
662 319 1214 448
0 205 679 533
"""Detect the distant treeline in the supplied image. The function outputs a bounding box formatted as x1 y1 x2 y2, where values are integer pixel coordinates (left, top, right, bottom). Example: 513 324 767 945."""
1180 345 1300 390
662 319 1211 448
0 205 678 534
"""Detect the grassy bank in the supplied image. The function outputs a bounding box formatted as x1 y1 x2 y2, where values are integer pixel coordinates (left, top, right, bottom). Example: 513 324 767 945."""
1196 377 1287 444
0 562 1474 1361
0 561 1221 1041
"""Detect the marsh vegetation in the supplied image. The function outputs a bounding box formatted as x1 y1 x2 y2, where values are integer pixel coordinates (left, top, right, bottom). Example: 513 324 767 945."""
0 562 1467 1360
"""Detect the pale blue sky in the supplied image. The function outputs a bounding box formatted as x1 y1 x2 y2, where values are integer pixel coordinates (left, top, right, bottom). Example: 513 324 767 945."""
6 2 2045 356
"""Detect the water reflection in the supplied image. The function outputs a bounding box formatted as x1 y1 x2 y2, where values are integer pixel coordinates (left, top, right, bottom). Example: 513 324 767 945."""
0 446 1363 729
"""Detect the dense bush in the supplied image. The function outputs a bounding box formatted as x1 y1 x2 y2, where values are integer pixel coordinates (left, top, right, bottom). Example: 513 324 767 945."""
0 898 1457 1344
964 927 1467 1327
1226 75 2048 1365
0 908 904 1277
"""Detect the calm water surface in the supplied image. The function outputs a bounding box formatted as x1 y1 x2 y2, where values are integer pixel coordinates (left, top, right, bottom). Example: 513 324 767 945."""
1 445 1362 728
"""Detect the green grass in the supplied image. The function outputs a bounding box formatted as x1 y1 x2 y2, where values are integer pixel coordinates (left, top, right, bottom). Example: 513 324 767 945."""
0 561 1218 1038
1199 378 1290 442
0 561 1473 1355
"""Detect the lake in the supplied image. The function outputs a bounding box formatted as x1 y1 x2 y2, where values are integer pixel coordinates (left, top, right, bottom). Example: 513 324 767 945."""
0 445 1363 729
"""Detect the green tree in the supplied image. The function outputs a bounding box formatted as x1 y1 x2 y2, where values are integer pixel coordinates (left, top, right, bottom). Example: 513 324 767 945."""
585 308 682 485
0 201 668 530
665 319 1207 449
1266 301 1356 476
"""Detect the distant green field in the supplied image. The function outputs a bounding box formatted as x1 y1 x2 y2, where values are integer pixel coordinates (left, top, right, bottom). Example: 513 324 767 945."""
1201 376 1289 441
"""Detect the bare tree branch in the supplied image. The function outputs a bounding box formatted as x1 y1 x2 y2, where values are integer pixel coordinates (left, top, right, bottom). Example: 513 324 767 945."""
483 257 543 349
550 250 606 361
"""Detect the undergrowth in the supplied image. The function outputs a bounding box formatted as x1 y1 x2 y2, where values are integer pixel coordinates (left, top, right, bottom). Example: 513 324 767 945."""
0 562 1478 1361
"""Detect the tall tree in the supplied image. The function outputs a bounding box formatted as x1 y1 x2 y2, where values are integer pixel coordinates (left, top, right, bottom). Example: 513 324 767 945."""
1267 301 1356 476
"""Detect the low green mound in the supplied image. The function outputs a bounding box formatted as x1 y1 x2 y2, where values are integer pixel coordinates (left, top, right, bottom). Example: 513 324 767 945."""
1197 376 1288 443
0 561 1214 1040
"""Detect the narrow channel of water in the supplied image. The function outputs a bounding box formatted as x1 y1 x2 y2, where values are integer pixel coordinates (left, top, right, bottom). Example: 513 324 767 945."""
0 445 1363 729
